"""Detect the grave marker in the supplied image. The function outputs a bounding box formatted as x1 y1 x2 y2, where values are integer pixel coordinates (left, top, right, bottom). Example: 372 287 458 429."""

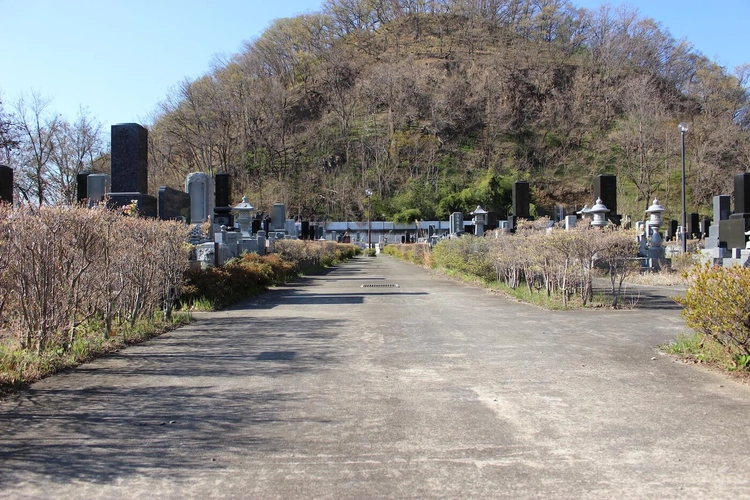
0 165 13 204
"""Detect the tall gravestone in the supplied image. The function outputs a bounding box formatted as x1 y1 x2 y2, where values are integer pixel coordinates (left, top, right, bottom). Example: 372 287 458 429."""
714 194 731 221
186 172 213 223
722 172 750 248
111 123 148 193
450 212 464 235
508 181 531 231
687 213 701 239
76 172 90 204
732 172 750 215
213 172 234 228
108 123 157 217
0 165 13 204
512 181 530 218
594 174 621 226
666 220 678 241
271 203 286 231
706 194 731 249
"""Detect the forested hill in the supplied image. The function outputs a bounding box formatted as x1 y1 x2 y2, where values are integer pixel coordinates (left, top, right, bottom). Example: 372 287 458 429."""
147 0 750 223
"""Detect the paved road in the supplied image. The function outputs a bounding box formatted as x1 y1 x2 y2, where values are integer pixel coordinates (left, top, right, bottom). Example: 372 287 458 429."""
1 256 749 499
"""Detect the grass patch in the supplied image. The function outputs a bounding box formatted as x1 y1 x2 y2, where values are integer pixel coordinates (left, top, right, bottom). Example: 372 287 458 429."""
662 332 750 373
0 312 191 394
486 280 609 310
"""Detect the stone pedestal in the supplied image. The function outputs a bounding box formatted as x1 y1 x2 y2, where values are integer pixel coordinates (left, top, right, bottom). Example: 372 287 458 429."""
158 186 190 221
87 174 110 205
108 193 157 218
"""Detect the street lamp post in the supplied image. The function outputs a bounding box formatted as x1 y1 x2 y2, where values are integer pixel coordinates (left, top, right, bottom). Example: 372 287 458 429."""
365 188 373 249
679 122 689 253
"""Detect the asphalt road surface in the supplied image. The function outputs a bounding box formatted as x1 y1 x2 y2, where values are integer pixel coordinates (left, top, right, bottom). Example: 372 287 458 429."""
1 256 749 499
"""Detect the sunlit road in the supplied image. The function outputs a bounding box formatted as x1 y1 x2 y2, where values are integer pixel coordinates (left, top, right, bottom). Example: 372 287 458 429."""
1 256 749 498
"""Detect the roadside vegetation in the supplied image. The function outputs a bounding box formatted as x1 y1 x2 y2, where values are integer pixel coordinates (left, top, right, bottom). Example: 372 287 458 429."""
384 219 639 309
180 240 360 311
667 264 750 374
0 203 359 391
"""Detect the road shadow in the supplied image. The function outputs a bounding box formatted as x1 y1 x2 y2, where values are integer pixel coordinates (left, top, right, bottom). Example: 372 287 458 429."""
0 314 344 485
593 282 684 311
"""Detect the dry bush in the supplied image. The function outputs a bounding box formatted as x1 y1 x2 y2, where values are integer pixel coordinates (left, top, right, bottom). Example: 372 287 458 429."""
1 205 191 352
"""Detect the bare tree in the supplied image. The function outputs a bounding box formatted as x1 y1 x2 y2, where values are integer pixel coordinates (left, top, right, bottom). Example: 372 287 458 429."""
48 108 104 204
13 91 61 206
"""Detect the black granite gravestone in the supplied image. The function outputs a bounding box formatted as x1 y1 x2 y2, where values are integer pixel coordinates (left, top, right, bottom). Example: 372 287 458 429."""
666 220 678 241
734 172 750 214
76 172 90 203
0 165 12 204
215 173 231 207
701 217 711 239
512 181 530 218
107 123 156 217
594 174 617 216
729 173 750 231
213 173 234 228
158 186 190 221
252 219 262 235
300 221 310 240
714 195 731 221
720 218 747 249
111 124 148 194
594 174 621 225
687 213 700 239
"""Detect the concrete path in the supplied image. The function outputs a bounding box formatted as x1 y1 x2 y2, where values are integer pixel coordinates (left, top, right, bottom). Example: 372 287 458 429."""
1 256 749 499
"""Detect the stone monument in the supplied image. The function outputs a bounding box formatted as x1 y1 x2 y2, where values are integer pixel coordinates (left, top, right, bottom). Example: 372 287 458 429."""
0 165 13 204
76 172 90 204
508 180 530 230
186 172 213 223
107 123 157 217
594 174 621 225
158 186 190 222
213 172 234 228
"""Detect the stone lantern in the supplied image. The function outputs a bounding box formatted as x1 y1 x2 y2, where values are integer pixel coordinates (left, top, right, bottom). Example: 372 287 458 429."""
233 196 256 237
589 198 610 227
645 198 665 231
645 198 666 248
471 206 488 236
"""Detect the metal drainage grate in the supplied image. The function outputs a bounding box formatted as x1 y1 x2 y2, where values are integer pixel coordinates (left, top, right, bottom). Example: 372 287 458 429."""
361 283 400 288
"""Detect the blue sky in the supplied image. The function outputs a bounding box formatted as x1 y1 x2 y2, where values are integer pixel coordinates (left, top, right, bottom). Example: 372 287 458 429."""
1 0 747 130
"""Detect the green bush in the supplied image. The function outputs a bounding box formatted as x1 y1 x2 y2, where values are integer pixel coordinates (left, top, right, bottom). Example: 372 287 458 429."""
382 243 430 265
676 263 750 356
181 242 359 311
432 237 495 281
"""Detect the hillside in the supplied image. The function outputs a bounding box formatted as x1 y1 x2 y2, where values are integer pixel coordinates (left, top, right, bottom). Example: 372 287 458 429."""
147 0 750 223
